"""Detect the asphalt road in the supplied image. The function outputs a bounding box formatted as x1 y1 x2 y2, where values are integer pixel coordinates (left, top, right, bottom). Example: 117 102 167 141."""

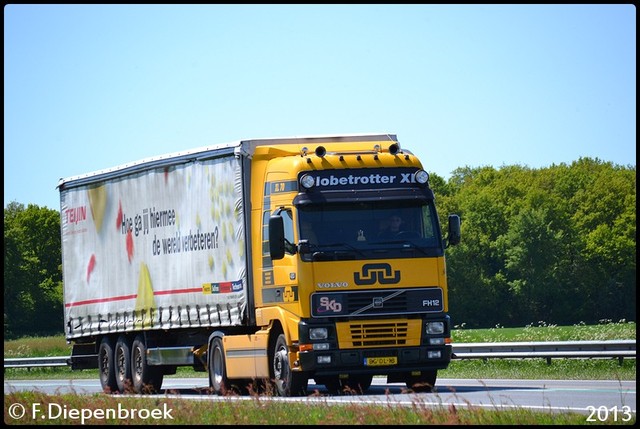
4 376 636 420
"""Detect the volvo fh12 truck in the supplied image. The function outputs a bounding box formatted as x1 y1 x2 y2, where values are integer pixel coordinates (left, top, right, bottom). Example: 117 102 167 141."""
58 133 460 396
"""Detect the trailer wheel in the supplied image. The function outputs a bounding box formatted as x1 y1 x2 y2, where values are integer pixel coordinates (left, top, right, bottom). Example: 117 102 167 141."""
98 337 117 393
131 334 163 394
271 333 308 397
115 335 133 393
405 370 437 393
208 337 229 395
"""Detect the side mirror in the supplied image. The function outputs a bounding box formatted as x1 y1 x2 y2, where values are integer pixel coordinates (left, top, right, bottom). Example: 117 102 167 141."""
268 215 285 260
447 214 461 247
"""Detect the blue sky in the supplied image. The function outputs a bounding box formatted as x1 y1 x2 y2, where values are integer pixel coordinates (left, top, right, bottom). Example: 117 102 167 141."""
4 4 636 211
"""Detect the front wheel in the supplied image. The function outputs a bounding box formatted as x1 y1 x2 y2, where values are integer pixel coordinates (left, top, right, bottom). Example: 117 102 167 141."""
271 333 308 397
208 337 229 395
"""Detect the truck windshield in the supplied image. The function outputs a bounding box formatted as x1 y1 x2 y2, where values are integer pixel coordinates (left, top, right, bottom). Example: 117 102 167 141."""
297 201 442 261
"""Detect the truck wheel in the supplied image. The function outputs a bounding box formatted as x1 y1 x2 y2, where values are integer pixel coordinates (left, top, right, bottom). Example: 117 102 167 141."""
98 337 117 393
115 335 133 393
405 370 437 393
208 337 229 395
271 333 308 397
131 334 163 394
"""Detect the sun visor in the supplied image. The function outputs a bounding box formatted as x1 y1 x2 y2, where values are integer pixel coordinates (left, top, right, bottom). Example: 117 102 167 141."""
294 188 434 205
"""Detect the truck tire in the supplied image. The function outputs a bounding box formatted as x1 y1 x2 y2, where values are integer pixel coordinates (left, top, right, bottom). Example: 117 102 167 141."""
115 335 133 393
271 333 308 397
208 337 229 395
405 370 437 393
131 334 163 394
98 337 118 393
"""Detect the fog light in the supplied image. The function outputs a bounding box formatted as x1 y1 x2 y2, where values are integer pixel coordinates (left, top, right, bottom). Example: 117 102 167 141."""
313 343 330 350
429 338 445 345
427 350 442 359
317 355 332 364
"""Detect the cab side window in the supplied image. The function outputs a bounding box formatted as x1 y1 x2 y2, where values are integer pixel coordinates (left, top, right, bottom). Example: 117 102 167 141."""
279 208 296 255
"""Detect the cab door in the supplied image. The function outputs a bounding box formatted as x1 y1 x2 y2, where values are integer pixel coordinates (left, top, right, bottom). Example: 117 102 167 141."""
261 206 300 310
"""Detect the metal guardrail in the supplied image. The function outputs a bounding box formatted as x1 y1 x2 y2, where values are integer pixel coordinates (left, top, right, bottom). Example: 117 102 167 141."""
4 340 636 369
4 356 70 369
452 340 636 364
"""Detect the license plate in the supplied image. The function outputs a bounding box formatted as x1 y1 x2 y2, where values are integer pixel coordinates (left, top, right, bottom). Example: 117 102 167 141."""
365 356 397 366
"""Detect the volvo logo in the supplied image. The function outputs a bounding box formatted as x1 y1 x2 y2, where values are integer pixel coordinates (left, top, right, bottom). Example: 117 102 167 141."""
317 282 349 289
354 263 401 285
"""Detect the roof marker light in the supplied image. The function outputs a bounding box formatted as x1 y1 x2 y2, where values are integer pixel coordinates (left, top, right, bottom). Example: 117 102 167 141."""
415 170 430 184
300 174 315 189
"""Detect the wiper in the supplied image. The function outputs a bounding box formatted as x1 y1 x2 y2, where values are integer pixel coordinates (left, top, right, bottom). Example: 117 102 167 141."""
298 240 364 257
368 239 431 256
319 242 366 256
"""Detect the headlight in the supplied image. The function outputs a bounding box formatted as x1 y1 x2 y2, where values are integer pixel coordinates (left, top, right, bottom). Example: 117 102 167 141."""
309 327 328 340
426 321 445 335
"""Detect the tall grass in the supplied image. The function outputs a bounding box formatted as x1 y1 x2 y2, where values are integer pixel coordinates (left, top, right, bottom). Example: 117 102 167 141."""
451 319 636 343
4 336 71 358
4 390 604 425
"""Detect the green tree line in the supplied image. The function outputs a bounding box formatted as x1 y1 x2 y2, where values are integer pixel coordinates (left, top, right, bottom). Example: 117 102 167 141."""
4 201 63 339
3 157 636 339
432 157 636 328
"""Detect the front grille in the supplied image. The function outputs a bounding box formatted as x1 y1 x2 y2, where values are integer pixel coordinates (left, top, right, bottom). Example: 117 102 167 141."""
350 322 408 346
310 288 444 318
336 319 422 348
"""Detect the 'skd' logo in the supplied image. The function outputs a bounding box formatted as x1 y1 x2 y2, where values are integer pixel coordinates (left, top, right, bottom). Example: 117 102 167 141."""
354 263 401 285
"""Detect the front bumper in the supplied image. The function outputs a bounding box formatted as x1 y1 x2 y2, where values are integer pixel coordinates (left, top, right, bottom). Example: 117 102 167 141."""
297 344 452 376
